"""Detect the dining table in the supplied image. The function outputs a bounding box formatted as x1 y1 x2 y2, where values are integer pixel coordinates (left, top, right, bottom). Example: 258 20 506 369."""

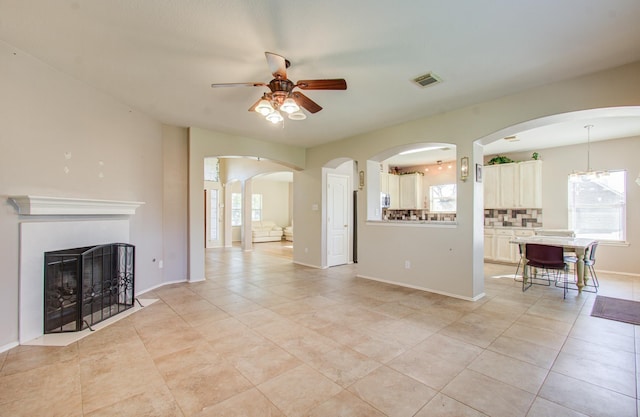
509 235 597 293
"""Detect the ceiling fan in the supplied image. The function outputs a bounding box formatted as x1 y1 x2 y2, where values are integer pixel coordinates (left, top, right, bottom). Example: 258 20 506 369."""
211 52 347 123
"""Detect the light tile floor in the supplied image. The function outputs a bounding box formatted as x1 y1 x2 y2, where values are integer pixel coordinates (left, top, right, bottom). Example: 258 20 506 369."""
1 241 639 416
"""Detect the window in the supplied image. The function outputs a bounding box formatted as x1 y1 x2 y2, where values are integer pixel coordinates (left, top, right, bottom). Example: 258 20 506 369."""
231 193 262 225
231 193 242 226
204 157 219 182
430 184 456 212
209 189 218 240
568 170 626 241
251 194 263 221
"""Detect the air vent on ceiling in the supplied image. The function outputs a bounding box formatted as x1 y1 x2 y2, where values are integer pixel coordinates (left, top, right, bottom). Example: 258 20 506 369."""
412 72 441 88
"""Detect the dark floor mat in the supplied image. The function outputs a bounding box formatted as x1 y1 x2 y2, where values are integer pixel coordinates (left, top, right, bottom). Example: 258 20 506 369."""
591 295 640 325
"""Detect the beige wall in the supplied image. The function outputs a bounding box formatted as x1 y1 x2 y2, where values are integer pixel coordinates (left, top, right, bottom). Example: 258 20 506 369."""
228 179 292 242
485 135 640 274
4 34 637 349
185 62 640 298
295 61 640 299
0 41 169 348
162 125 189 283
252 179 291 228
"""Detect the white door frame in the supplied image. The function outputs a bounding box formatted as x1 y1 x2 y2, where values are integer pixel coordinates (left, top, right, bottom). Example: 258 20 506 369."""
326 172 350 267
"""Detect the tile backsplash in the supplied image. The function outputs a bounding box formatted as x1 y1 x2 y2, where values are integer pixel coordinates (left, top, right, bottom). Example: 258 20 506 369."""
383 209 456 222
484 208 542 228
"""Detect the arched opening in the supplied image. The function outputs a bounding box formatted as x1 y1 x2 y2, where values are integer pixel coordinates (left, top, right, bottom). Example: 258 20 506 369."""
187 128 305 282
202 155 295 262
475 106 640 268
366 142 458 222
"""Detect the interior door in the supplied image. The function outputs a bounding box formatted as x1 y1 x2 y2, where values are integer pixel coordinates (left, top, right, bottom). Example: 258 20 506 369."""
327 173 349 266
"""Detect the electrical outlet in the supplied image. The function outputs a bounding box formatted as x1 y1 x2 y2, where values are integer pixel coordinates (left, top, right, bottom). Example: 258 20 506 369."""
158 260 163 269
404 260 411 269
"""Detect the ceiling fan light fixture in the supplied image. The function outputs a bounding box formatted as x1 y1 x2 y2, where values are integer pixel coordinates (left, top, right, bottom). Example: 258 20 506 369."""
288 111 306 120
212 52 347 124
265 110 284 124
255 99 274 116
280 97 300 114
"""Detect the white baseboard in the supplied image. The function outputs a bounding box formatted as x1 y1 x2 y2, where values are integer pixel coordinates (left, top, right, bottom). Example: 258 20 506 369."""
0 341 19 354
292 261 323 269
356 274 485 301
136 278 188 296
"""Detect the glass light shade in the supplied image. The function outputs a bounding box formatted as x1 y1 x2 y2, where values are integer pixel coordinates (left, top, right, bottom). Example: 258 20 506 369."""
265 110 283 124
280 97 300 114
255 99 274 116
288 111 306 120
460 157 469 180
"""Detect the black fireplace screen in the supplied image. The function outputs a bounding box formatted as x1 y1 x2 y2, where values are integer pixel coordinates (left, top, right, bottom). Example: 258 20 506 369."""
44 243 135 333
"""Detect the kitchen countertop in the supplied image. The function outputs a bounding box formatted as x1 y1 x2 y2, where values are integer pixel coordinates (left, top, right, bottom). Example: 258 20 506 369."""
484 225 540 230
368 220 457 227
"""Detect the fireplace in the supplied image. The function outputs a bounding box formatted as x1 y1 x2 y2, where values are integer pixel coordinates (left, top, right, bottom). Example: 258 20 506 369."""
44 243 135 333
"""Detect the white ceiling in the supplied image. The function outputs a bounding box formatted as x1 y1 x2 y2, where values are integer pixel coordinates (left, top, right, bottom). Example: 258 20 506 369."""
2 0 640 157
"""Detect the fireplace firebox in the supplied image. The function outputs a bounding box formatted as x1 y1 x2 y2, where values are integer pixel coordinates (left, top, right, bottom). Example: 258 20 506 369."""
44 243 135 333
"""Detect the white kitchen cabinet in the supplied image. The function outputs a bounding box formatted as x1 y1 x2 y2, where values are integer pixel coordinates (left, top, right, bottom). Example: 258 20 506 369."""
498 164 518 208
484 229 495 260
518 160 543 208
483 163 517 208
388 174 400 209
485 228 535 263
483 164 499 208
494 229 517 263
380 172 389 195
399 173 423 209
483 160 542 209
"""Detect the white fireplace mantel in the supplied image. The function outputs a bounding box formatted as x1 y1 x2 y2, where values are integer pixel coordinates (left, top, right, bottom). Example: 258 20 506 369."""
8 195 145 216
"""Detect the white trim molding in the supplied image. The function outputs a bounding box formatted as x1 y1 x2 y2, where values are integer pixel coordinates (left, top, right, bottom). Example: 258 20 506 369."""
8 195 145 216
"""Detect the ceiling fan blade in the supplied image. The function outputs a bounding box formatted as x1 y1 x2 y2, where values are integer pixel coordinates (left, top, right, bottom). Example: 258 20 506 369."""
265 52 288 80
211 82 266 88
295 79 347 90
292 92 322 114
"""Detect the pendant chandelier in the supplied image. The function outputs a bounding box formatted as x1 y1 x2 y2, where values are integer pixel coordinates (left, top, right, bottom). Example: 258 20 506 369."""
570 124 608 178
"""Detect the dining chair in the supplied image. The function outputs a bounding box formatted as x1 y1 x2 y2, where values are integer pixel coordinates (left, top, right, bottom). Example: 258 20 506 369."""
523 244 568 295
563 242 599 293
513 244 525 283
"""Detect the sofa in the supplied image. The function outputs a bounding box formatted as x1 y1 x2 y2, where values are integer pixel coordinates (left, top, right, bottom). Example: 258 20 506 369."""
251 221 283 243
284 225 293 241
